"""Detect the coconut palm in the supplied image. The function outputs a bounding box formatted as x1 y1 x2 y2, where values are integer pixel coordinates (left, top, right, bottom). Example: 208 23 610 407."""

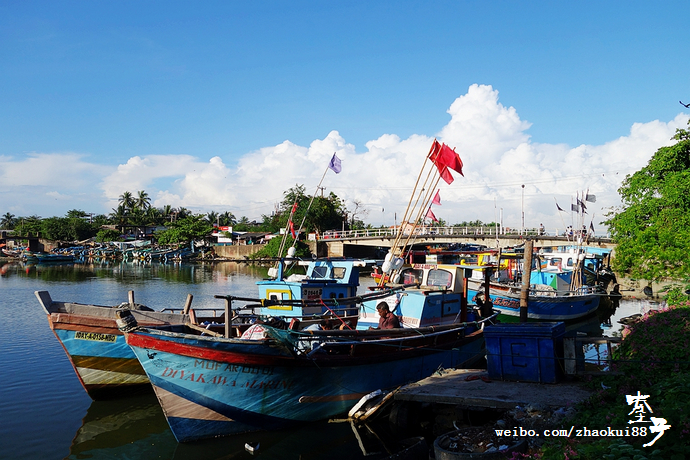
219 211 237 226
118 191 135 212
135 190 151 211
206 211 219 225
1 212 16 229
110 205 128 230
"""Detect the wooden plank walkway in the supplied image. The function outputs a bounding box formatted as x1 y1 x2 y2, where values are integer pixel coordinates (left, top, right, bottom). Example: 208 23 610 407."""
395 369 592 409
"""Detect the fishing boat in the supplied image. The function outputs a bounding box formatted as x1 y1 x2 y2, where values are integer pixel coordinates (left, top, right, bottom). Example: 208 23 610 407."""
35 258 368 399
121 307 496 442
35 291 193 399
464 251 601 321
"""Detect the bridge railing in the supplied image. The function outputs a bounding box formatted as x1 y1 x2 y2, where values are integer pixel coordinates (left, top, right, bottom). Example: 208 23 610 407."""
320 226 566 240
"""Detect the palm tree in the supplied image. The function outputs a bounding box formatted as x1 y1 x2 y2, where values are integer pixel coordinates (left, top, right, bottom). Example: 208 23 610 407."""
135 190 151 211
206 211 219 226
118 191 135 212
1 212 16 229
110 205 128 230
219 211 237 226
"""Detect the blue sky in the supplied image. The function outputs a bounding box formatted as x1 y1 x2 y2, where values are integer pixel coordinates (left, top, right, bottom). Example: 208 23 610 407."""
1 1 689 232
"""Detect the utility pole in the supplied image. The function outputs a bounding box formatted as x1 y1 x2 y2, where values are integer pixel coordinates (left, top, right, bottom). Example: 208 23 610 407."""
521 184 525 235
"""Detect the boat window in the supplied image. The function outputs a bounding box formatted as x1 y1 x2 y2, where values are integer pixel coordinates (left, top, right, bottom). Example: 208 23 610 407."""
312 266 329 278
548 258 561 267
400 268 423 284
332 267 346 279
566 258 574 268
426 269 453 288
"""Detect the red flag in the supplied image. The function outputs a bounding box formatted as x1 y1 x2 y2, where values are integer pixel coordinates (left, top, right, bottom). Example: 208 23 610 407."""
289 220 296 238
291 203 298 214
432 189 441 206
439 144 464 176
428 140 463 183
425 207 438 222
428 140 454 184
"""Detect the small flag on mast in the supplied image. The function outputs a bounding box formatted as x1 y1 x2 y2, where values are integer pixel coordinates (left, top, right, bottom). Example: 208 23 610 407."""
425 207 438 222
432 190 441 206
328 153 342 174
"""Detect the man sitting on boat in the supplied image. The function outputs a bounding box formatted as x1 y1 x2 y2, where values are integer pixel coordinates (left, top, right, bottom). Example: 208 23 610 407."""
304 318 335 331
375 303 401 329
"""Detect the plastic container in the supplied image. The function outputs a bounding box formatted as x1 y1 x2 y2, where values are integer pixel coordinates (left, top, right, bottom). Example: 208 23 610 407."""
484 322 565 383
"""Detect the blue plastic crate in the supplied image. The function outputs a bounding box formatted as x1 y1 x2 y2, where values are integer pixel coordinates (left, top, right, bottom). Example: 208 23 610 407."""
484 322 565 383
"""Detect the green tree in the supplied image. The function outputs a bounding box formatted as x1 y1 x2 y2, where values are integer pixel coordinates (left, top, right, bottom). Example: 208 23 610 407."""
206 211 218 226
155 215 213 245
278 184 347 234
66 209 88 219
96 228 123 242
109 205 128 230
135 190 151 211
1 212 16 229
219 211 237 226
40 216 93 241
605 121 690 281
14 215 42 237
118 191 135 211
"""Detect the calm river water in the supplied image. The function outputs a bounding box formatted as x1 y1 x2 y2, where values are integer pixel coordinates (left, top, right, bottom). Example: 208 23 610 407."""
0 260 654 460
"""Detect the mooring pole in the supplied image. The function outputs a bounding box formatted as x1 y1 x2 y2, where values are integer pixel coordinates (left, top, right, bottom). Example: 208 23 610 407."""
482 267 493 317
461 275 468 322
183 294 193 315
224 297 232 338
519 239 534 323
128 290 135 309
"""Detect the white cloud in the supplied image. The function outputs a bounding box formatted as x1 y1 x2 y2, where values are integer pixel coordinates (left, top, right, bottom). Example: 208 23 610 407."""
3 86 688 231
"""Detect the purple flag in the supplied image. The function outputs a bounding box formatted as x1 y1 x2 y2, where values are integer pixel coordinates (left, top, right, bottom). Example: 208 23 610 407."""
328 153 342 174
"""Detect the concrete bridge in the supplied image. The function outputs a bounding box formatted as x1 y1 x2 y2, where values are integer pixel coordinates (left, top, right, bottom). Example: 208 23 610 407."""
319 226 614 258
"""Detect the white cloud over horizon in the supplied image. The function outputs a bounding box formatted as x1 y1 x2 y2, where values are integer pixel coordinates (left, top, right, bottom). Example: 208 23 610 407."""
1 84 688 233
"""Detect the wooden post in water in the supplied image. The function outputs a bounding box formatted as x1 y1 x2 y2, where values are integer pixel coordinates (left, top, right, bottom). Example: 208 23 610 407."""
482 267 493 317
183 294 193 315
128 290 135 309
460 275 468 322
519 239 534 323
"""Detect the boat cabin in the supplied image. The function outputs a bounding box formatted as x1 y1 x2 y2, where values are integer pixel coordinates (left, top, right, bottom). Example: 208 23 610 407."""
256 259 362 319
360 263 474 329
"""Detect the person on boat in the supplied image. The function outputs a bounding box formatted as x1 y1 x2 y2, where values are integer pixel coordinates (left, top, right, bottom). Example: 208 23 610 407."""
375 303 400 329
305 319 334 331
539 223 545 235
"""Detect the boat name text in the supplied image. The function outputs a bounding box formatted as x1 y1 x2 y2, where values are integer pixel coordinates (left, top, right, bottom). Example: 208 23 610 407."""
75 331 117 343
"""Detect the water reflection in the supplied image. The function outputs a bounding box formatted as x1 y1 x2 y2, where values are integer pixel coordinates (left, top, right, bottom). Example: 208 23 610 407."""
67 394 176 459
0 260 276 284
66 393 406 460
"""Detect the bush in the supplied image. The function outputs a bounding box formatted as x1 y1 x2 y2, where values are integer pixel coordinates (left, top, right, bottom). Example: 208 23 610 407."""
250 236 311 259
95 228 123 242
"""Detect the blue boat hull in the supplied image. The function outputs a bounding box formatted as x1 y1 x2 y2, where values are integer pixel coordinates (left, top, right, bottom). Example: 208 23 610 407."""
126 324 488 442
467 287 600 321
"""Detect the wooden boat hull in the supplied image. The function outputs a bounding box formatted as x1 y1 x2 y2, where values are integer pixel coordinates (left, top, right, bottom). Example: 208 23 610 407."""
50 327 149 399
36 291 189 399
125 321 491 442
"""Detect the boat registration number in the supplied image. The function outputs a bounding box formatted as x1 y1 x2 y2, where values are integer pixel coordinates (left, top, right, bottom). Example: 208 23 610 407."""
75 331 117 343
303 288 323 300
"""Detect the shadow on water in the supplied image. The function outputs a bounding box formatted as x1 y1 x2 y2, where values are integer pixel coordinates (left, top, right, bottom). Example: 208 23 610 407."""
66 393 410 460
67 393 176 459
